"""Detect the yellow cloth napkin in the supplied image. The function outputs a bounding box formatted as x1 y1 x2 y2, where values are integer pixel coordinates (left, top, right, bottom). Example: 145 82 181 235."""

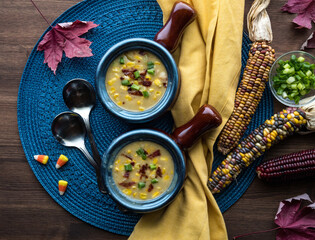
129 0 245 239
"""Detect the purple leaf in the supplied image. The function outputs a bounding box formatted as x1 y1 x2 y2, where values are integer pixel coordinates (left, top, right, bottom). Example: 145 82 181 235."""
275 193 315 240
281 0 315 29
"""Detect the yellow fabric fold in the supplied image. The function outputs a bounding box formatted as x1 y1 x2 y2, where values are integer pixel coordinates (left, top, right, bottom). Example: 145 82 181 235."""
129 0 244 239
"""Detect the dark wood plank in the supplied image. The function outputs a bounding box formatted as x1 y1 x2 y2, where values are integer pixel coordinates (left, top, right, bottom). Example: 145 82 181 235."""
0 0 314 239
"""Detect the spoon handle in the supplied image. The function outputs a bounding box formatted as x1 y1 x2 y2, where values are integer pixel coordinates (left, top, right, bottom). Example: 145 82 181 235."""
83 117 103 166
83 118 108 194
78 144 107 194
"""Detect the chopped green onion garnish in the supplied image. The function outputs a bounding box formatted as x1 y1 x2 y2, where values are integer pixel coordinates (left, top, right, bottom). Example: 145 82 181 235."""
283 63 291 69
142 91 149 98
306 70 312 77
120 57 125 64
147 61 154 69
149 164 157 170
286 76 295 84
124 163 132 171
134 70 140 79
283 68 291 74
297 56 305 62
121 79 130 86
151 178 159 184
138 182 146 189
272 54 315 104
131 84 140 91
136 148 147 160
297 83 304 90
147 69 155 75
290 83 297 89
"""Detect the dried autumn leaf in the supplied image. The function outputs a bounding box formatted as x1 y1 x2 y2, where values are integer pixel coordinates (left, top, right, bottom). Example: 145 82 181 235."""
37 20 98 74
301 31 315 49
275 193 315 240
281 0 315 29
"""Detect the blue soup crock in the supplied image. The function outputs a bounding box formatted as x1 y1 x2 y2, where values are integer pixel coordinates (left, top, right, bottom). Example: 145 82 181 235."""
101 129 186 213
95 38 180 123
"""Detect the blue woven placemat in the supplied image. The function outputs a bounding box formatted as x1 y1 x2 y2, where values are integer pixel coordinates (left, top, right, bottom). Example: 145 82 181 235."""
18 0 273 236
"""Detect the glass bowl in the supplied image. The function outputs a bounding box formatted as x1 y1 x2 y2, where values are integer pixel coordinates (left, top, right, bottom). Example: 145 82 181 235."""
269 51 315 107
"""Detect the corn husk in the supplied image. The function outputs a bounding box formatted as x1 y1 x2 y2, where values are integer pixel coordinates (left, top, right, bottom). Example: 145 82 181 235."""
247 0 272 42
301 97 315 132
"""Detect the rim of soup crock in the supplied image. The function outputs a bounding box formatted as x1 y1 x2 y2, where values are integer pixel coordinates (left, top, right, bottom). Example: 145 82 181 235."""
101 129 185 213
95 38 180 123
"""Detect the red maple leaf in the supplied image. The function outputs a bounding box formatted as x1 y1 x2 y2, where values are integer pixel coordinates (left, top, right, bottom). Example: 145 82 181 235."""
37 20 98 74
275 193 315 240
281 0 315 29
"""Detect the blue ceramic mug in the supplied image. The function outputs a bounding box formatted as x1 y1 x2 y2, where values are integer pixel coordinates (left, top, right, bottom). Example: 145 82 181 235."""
100 104 222 213
95 2 196 123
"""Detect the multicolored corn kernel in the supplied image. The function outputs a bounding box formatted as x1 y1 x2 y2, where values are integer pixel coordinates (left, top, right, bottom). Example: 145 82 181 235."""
209 107 307 194
56 154 68 169
34 155 49 165
217 41 276 155
58 180 68 195
256 148 315 182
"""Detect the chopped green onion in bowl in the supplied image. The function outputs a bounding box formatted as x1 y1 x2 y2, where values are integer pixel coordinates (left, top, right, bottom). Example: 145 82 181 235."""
269 51 315 106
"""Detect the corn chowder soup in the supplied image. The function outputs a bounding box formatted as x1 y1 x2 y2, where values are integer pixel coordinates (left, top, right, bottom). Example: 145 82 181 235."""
112 141 174 200
105 50 168 111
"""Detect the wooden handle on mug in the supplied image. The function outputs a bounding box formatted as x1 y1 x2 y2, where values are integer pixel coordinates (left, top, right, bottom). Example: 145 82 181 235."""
172 104 222 150
154 1 197 53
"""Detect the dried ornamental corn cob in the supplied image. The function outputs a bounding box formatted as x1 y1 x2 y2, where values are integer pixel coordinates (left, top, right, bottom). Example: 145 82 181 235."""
257 149 315 182
217 0 275 155
209 98 315 194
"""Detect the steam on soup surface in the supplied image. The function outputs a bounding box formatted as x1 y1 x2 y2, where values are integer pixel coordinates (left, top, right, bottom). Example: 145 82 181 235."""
112 141 174 200
105 50 168 111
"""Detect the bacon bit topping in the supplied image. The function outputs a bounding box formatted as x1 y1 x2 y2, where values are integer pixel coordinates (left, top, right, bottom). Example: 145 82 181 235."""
138 50 146 56
140 175 148 180
123 171 130 178
156 167 162 178
139 70 147 80
130 161 135 166
148 184 154 192
141 80 152 87
122 68 139 79
120 77 124 80
121 153 133 160
139 163 148 174
119 181 135 188
128 89 143 96
122 68 133 77
148 150 161 159
163 82 167 88
139 164 149 180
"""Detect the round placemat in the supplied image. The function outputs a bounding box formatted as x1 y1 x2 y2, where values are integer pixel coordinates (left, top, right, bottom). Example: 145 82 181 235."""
18 0 273 236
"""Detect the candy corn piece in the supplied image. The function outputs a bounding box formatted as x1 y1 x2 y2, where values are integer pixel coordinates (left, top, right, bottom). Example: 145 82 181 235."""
34 155 49 164
56 154 68 169
58 180 68 195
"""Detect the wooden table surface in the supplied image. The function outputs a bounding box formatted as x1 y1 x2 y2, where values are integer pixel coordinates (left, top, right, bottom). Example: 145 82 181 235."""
1 0 314 239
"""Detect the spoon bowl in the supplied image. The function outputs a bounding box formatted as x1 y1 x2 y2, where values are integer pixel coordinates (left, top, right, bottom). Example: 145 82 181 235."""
51 112 97 169
63 79 96 118
51 112 87 148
